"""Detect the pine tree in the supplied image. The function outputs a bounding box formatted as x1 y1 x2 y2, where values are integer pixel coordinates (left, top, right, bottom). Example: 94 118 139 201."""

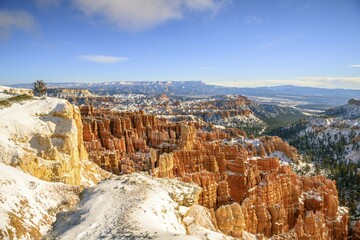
33 80 47 97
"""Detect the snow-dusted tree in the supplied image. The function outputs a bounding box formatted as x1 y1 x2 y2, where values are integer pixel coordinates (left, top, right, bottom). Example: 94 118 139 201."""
33 80 47 97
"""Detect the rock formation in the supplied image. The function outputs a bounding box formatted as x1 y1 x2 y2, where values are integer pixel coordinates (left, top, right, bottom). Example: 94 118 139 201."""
0 163 81 240
351 220 360 240
79 105 348 239
0 98 111 239
0 99 110 186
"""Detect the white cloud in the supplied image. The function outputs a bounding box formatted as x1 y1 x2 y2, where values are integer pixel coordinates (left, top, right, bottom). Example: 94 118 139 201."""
73 0 226 31
0 10 37 39
78 55 129 63
349 64 360 68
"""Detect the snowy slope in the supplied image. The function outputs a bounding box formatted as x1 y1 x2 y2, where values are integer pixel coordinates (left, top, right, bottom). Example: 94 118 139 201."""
0 94 111 239
0 95 111 185
301 117 360 163
0 162 80 239
45 173 253 240
0 97 73 166
0 86 33 99
273 116 360 163
325 99 360 119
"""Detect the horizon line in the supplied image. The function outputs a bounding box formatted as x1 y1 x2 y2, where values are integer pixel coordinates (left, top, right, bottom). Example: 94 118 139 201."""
3 80 360 91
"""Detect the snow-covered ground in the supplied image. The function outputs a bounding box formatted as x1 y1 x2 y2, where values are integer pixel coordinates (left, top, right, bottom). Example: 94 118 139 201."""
0 92 11 100
326 101 360 119
0 86 33 99
214 113 266 133
0 97 73 166
0 95 111 239
45 173 251 240
0 162 80 239
0 86 14 100
299 117 360 163
269 151 292 164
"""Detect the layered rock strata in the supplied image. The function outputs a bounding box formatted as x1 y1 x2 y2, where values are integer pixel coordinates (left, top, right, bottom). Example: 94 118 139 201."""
79 105 348 239
0 99 110 186
0 98 111 239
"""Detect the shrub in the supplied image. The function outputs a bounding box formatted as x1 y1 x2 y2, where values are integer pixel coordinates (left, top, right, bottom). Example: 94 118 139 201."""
0 100 11 108
8 94 33 102
0 94 33 108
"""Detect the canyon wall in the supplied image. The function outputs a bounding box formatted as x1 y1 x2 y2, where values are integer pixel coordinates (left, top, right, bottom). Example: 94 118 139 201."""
0 98 112 239
0 99 110 186
79 105 348 239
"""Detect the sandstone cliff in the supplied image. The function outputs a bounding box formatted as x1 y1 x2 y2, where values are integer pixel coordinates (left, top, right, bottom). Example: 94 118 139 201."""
79 105 348 239
0 162 80 239
0 98 110 186
0 97 111 239
45 172 257 240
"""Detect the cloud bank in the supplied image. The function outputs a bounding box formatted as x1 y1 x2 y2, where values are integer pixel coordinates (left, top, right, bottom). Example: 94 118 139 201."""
349 64 360 68
78 55 129 63
73 0 226 31
0 10 37 39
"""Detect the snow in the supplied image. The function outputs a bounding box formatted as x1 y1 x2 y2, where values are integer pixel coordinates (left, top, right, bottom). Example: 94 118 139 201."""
0 92 11 100
0 97 72 165
0 162 79 239
298 116 360 163
0 93 110 238
304 191 323 202
269 151 292 164
213 113 266 134
46 173 251 240
227 170 243 176
46 173 213 239
242 138 261 147
345 148 360 163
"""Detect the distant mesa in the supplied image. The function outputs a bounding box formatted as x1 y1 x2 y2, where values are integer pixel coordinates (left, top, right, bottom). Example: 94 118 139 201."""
325 98 360 119
348 98 360 106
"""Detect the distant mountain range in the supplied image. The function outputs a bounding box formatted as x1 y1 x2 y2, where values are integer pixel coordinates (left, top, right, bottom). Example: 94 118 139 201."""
9 81 360 112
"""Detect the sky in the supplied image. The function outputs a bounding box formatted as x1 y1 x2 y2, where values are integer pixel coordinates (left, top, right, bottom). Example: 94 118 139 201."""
0 0 360 89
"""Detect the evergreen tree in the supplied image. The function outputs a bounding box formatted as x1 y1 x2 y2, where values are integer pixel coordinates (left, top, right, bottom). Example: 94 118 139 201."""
33 80 47 97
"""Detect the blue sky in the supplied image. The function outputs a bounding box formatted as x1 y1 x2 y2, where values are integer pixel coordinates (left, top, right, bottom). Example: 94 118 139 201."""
0 0 360 89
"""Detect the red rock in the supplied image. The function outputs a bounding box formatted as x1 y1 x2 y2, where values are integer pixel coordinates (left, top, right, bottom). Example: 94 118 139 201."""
351 220 360 240
78 105 348 239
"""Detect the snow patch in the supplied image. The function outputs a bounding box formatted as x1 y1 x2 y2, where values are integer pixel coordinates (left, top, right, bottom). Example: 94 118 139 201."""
0 162 79 239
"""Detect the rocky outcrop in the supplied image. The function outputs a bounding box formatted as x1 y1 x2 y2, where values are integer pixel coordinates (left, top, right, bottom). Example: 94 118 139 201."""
0 163 80 240
157 145 347 239
45 173 210 240
78 105 348 239
215 203 245 238
261 136 299 162
351 220 360 240
348 99 360 106
0 98 111 186
0 98 111 240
